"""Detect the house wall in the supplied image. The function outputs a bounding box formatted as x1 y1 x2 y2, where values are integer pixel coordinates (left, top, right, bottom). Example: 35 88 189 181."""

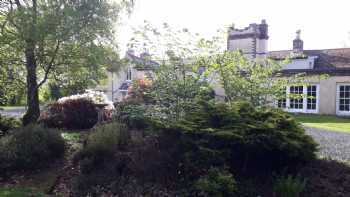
318 76 350 115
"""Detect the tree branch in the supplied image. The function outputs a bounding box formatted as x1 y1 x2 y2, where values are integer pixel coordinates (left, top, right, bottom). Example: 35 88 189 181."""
37 40 60 88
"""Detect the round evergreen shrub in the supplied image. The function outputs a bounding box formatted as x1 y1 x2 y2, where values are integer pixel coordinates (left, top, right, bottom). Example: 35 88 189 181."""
0 124 65 174
159 101 318 172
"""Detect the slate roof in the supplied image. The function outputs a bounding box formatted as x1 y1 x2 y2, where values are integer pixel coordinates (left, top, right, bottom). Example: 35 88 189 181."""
268 48 350 76
119 81 131 91
126 52 159 70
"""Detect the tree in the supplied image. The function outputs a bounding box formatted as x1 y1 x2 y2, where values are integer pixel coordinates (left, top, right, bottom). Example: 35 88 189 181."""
0 0 133 125
202 51 328 107
129 22 323 112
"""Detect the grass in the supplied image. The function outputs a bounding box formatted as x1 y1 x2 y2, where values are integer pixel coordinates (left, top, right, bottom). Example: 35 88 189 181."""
293 114 350 133
0 187 45 197
0 106 25 110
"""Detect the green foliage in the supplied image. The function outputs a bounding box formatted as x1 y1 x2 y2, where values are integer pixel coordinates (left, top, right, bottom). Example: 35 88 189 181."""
195 168 237 197
73 122 131 196
149 63 214 122
273 175 306 197
0 124 65 175
77 123 129 164
0 0 133 123
160 101 318 172
0 114 21 136
0 187 45 197
203 51 320 106
115 103 149 129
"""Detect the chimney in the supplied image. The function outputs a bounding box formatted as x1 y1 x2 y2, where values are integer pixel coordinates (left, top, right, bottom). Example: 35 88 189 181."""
258 19 269 39
293 30 303 52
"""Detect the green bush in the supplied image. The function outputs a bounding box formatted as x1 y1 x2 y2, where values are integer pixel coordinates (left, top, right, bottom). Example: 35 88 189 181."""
157 101 318 172
0 124 65 174
0 114 21 136
76 122 129 165
273 175 306 197
114 102 149 129
73 122 132 195
194 167 237 197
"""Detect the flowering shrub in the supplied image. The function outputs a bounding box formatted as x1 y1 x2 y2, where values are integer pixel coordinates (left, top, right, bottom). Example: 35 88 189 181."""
126 79 153 103
40 90 114 130
58 89 114 110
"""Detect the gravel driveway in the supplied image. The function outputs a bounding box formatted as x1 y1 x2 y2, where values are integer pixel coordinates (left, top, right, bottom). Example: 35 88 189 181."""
305 127 350 161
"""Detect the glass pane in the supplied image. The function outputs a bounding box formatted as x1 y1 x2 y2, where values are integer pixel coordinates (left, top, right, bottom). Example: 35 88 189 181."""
340 99 345 104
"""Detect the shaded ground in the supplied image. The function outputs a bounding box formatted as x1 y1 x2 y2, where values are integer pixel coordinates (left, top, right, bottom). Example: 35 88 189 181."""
294 114 350 133
0 131 85 197
305 127 350 161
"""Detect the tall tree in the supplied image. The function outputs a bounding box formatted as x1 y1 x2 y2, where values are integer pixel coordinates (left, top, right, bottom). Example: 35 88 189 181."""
0 0 133 125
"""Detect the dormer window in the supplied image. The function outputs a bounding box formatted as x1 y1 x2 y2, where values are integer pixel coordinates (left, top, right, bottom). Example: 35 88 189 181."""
282 56 317 70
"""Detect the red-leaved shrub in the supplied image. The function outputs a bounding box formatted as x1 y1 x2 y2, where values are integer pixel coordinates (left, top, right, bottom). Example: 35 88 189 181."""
40 98 99 130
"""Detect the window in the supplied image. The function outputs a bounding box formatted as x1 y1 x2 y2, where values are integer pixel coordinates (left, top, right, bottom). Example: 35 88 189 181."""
339 85 350 112
307 85 317 110
289 86 303 109
277 88 286 108
126 68 132 80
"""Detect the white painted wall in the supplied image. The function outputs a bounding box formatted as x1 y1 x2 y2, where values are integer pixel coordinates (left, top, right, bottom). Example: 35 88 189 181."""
228 38 253 54
282 56 317 70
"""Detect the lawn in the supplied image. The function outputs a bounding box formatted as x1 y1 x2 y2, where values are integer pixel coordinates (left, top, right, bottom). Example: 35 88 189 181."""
293 114 350 132
0 187 45 197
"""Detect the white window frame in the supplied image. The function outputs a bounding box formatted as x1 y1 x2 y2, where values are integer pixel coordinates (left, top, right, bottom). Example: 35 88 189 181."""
276 84 319 114
305 84 319 114
336 83 350 116
288 85 304 113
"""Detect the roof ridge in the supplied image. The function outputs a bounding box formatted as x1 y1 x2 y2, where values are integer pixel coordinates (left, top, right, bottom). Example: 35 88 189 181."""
269 48 350 53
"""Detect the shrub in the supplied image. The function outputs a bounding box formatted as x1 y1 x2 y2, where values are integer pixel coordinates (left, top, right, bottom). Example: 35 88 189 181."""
114 102 149 129
0 114 21 136
76 123 129 165
273 175 306 197
156 101 318 172
0 124 65 175
40 98 98 130
73 122 132 195
40 90 114 130
194 167 237 197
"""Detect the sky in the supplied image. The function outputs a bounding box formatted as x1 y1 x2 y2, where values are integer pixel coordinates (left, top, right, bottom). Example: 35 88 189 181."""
117 0 350 54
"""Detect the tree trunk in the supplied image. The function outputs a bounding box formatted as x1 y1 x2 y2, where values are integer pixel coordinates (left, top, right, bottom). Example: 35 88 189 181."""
22 41 40 126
